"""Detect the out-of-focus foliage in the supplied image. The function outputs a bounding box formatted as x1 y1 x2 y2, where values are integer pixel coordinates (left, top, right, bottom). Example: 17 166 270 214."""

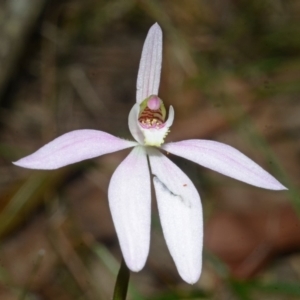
0 0 300 299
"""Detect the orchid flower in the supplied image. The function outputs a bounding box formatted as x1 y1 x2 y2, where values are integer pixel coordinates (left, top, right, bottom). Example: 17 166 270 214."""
13 23 286 284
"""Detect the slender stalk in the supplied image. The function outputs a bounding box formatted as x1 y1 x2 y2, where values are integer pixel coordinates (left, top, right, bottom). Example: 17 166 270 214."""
113 258 130 300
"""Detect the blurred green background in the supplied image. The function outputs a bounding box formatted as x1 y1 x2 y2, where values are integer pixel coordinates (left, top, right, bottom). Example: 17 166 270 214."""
0 0 300 299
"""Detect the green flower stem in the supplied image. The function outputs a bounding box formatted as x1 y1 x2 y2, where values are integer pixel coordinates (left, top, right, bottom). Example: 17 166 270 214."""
113 258 130 300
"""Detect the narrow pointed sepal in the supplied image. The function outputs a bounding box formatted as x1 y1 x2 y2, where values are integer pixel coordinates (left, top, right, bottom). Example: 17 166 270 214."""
108 146 151 272
163 140 287 190
136 23 162 103
13 130 137 170
148 148 203 284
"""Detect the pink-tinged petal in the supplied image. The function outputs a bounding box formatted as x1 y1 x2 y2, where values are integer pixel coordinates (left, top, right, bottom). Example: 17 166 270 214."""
13 130 137 170
136 23 162 104
108 146 151 271
148 148 203 284
128 103 144 144
163 140 287 190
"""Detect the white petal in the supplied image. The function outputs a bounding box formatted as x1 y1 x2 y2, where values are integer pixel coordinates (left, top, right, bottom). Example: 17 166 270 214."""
108 146 151 271
163 140 287 190
128 103 144 144
13 130 137 170
136 23 162 104
147 148 203 284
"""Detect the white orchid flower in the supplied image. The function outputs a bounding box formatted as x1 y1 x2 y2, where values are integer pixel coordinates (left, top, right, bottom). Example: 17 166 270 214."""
13 23 286 284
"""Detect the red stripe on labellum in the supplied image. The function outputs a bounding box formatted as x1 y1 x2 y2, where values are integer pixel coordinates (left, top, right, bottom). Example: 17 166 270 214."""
139 107 164 124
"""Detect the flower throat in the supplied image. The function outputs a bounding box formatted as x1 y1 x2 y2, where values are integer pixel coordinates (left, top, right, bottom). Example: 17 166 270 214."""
138 95 166 129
